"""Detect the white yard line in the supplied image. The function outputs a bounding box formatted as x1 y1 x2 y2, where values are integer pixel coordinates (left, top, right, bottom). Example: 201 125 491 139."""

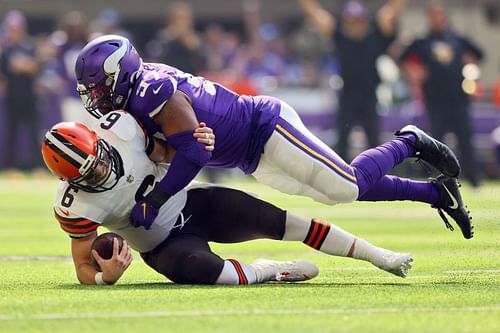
0 256 72 262
445 269 500 274
1 306 499 321
323 266 375 271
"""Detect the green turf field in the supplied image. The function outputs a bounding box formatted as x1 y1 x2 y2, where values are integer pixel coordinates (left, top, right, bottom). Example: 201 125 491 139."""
0 176 499 333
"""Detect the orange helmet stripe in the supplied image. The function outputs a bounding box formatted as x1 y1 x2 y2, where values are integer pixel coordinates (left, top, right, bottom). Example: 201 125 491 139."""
41 122 99 181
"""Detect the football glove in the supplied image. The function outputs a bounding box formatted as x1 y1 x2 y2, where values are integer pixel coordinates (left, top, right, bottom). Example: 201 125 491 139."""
130 186 170 230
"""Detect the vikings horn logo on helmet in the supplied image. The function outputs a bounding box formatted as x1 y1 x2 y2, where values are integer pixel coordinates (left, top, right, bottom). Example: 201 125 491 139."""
75 35 143 118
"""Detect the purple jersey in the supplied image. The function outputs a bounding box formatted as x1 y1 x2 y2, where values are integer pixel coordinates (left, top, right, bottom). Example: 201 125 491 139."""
126 63 280 174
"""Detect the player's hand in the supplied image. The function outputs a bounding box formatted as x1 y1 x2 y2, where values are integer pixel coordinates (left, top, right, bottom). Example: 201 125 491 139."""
92 238 132 284
193 122 215 151
130 199 159 230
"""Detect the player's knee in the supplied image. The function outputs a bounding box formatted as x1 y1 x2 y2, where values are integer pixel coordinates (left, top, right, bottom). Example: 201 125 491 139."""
170 250 223 284
320 185 359 204
336 185 359 203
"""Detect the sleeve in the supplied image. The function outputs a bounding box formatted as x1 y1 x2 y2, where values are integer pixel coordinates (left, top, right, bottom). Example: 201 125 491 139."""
96 110 152 152
333 20 343 43
0 49 8 76
460 36 485 62
54 207 99 239
399 40 421 63
373 20 396 52
134 74 177 119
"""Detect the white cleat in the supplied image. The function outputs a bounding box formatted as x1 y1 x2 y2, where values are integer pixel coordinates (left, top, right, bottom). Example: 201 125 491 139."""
374 252 414 278
250 259 319 282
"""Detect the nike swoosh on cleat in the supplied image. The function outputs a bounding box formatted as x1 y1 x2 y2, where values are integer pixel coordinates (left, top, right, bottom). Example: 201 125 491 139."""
442 184 459 209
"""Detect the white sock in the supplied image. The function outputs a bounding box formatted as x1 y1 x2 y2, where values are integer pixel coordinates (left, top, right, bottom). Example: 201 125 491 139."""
283 212 386 265
214 260 257 285
350 238 386 266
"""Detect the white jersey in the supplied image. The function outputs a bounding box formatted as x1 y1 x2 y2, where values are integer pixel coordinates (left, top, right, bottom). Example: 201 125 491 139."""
53 111 187 253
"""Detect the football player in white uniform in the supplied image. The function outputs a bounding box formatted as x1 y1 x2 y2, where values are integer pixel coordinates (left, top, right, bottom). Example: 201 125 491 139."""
42 111 413 286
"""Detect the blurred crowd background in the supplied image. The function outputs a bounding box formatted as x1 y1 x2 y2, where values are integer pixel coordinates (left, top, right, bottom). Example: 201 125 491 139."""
1 0 499 186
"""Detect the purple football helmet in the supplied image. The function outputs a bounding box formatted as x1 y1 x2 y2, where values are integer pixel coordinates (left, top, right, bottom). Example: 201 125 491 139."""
75 34 143 118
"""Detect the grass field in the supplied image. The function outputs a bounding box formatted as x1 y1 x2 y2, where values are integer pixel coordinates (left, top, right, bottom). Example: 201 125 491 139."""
0 176 499 333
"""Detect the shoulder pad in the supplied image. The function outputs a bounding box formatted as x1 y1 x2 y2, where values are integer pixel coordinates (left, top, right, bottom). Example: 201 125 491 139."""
132 73 177 119
95 111 143 142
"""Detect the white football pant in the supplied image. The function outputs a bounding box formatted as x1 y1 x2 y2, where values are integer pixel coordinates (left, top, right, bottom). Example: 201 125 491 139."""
253 101 359 205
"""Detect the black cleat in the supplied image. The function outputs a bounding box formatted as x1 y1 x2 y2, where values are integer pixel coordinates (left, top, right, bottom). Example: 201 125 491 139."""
395 125 461 177
431 175 474 239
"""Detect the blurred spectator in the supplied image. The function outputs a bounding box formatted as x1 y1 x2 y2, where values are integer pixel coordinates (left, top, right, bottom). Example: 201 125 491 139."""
242 1 304 89
400 4 484 187
89 9 131 40
203 23 229 72
493 66 500 107
33 33 64 134
146 2 206 74
52 11 93 125
201 24 257 95
298 0 407 161
288 19 334 88
0 10 41 172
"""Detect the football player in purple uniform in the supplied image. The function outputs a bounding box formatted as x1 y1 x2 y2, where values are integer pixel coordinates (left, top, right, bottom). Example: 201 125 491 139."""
74 35 473 239
42 113 413 285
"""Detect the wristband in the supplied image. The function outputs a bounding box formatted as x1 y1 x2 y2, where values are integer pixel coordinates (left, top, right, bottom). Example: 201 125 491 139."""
95 272 108 285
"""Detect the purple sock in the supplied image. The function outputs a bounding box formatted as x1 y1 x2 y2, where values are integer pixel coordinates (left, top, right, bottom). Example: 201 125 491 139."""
351 137 415 197
358 175 440 205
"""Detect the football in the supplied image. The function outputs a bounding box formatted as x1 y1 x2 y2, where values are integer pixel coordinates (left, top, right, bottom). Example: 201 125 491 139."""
91 232 124 271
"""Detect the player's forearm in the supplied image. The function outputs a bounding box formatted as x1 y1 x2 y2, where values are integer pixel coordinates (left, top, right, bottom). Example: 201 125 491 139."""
75 262 100 285
157 130 211 195
156 150 207 197
76 263 119 285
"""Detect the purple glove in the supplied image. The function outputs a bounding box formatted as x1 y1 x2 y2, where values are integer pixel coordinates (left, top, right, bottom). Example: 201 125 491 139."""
130 200 159 230
130 186 170 230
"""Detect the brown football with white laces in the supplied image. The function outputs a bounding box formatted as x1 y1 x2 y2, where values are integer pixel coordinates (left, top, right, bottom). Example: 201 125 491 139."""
91 232 124 271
